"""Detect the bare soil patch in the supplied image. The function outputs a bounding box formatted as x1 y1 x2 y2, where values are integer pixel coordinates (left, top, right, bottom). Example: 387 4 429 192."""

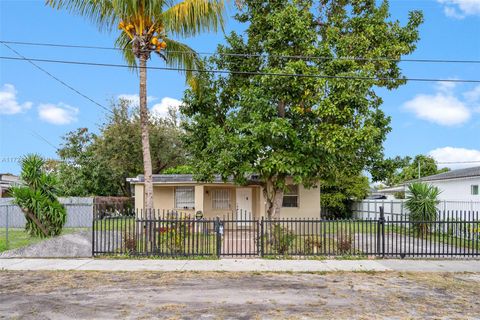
0 271 478 319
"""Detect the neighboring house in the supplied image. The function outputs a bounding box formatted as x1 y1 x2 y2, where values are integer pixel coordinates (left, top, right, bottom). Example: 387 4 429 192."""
0 173 20 198
127 174 320 219
379 166 480 201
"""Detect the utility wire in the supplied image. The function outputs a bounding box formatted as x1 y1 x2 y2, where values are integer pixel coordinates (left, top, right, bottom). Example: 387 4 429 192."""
2 55 480 83
0 42 111 114
30 131 58 151
2 40 480 64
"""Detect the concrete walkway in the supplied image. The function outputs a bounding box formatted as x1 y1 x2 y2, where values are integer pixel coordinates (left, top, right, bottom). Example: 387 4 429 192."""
0 258 479 272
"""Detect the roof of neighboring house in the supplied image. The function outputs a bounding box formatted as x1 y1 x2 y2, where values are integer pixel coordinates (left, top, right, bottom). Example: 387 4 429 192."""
419 166 480 182
127 174 261 184
0 173 20 188
378 166 480 193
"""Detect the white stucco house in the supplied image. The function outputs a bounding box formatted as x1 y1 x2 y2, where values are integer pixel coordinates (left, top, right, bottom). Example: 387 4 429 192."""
379 166 480 201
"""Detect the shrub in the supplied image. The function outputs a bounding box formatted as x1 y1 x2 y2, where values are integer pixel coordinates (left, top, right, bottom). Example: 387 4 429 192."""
123 231 137 254
11 154 66 238
405 182 440 237
158 220 190 253
304 236 322 254
271 224 295 255
336 228 353 254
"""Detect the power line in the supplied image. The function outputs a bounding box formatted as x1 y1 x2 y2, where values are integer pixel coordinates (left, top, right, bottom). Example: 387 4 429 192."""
436 160 480 164
30 131 58 151
2 55 480 83
2 40 480 65
0 42 111 114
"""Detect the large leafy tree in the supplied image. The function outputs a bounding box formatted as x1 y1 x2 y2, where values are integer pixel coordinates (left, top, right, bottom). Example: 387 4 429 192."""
321 173 370 218
48 0 226 211
56 99 187 196
372 155 450 186
182 0 423 218
11 155 67 238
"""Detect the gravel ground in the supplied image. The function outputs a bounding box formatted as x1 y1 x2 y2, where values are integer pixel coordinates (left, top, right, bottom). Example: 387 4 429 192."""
0 271 478 319
0 231 92 258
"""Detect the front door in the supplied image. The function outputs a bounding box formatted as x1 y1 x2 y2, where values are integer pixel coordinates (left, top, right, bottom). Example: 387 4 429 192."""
236 188 252 226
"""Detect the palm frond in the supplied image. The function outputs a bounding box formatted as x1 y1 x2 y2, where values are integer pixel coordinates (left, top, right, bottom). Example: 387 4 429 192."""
47 0 117 31
162 0 226 38
115 32 137 69
164 39 203 90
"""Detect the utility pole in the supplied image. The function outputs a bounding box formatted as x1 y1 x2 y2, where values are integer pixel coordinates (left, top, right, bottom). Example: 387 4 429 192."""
418 161 421 179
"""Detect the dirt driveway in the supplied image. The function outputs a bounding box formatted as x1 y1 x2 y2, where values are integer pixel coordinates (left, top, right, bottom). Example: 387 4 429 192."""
0 271 479 319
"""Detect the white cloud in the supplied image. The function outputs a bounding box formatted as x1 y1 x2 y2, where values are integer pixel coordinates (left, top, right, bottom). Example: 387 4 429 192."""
403 92 471 126
151 97 183 118
38 103 79 125
402 81 480 126
0 84 32 115
117 94 157 106
438 0 480 18
464 85 480 103
430 147 480 169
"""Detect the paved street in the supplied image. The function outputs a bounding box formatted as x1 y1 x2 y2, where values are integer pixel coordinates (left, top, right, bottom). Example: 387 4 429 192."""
1 270 479 319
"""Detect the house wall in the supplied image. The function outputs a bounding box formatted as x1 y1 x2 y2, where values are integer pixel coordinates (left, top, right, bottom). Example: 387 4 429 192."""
426 177 480 201
279 185 321 219
132 183 321 219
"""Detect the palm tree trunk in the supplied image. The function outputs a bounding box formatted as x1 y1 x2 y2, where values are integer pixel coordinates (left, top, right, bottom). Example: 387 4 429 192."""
139 55 154 214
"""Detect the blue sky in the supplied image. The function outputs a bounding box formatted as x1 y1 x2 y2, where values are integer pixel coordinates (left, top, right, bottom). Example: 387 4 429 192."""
1 0 479 175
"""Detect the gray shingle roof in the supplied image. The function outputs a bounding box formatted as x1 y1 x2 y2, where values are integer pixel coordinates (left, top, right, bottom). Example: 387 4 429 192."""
420 166 480 182
127 174 262 184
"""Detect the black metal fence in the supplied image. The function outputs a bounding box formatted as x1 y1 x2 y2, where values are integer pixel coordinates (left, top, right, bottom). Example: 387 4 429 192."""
92 208 480 258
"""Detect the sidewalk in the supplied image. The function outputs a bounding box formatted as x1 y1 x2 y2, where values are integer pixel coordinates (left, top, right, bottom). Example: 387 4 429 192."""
1 258 479 272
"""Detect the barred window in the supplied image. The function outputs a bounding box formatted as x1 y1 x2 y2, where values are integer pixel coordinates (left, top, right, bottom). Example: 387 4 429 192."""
212 189 231 209
174 187 195 209
282 185 299 208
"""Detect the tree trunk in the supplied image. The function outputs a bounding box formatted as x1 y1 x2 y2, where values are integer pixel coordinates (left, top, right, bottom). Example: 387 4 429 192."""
139 56 154 214
263 179 284 219
21 208 48 237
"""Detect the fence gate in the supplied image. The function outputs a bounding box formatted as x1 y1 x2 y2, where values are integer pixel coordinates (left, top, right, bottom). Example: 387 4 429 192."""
219 211 260 257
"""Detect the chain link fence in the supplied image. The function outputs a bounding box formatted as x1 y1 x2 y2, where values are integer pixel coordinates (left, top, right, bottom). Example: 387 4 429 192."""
1 197 93 251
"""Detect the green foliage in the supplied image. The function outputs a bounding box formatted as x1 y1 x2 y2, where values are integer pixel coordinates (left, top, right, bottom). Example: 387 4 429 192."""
181 0 423 217
271 224 295 255
158 220 191 253
405 182 440 237
321 173 370 218
336 227 353 254
56 99 187 196
47 0 225 86
162 165 194 174
11 154 66 238
371 155 450 186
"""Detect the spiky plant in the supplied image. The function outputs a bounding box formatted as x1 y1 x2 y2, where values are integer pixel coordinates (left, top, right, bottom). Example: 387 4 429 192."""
405 182 440 237
47 0 226 211
11 154 66 238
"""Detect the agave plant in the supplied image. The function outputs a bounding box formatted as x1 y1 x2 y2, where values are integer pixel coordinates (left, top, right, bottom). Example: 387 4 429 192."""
11 154 66 238
405 182 440 237
48 0 226 212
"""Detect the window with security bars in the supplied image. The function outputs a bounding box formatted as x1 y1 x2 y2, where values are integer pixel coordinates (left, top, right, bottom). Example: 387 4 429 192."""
174 187 195 209
282 185 299 207
472 185 479 195
212 189 231 209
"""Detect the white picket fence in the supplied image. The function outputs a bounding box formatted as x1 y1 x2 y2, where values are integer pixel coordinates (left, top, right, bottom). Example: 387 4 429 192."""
352 199 480 221
0 197 93 228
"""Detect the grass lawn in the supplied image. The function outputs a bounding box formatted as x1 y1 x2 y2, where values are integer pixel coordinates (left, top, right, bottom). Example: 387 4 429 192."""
0 227 89 252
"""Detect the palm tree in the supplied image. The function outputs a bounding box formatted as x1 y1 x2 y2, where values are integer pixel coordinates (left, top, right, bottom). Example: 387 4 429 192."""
48 0 226 212
405 182 441 237
12 154 66 238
